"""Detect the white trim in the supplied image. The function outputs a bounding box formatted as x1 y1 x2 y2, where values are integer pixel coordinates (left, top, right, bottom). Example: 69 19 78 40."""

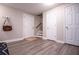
42 36 64 43
0 37 24 43
32 35 43 39
34 36 42 37
0 36 64 44
42 36 49 40
0 36 35 43
53 39 64 43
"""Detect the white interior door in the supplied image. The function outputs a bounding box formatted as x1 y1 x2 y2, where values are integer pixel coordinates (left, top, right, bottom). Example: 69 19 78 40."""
23 14 34 38
65 5 79 46
46 10 57 40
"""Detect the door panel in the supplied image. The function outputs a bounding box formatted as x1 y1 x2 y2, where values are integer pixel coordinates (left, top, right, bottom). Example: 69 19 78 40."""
23 14 34 38
46 10 57 40
65 5 79 46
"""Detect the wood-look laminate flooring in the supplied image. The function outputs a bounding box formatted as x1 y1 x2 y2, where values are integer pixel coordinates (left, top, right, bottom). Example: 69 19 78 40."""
7 37 79 55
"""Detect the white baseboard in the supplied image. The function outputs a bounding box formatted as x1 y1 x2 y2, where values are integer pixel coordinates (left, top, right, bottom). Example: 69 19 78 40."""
33 35 43 38
0 36 64 44
0 36 41 43
42 36 49 40
42 37 64 43
53 39 64 43
0 36 36 43
0 37 24 43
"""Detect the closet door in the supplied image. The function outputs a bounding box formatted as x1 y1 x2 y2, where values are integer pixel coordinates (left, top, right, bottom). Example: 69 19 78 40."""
46 9 57 40
65 4 79 46
23 14 34 38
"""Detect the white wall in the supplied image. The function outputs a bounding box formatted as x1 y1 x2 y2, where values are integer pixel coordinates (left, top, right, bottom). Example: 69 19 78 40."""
43 5 65 42
0 5 35 41
0 5 23 41
43 12 47 39
56 5 64 42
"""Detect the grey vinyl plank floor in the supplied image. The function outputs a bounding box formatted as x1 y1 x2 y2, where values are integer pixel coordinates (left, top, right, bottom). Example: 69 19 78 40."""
7 37 79 55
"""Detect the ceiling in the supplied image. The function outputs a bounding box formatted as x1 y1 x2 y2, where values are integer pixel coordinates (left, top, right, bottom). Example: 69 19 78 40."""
1 3 62 15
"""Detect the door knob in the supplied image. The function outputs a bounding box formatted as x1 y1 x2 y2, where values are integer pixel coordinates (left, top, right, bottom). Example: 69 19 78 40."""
65 26 68 29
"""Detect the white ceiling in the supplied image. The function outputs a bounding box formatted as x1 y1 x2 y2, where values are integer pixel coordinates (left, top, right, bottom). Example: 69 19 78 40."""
1 3 62 15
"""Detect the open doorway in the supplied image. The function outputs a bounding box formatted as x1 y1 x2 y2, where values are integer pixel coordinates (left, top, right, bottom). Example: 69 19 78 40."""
34 14 43 38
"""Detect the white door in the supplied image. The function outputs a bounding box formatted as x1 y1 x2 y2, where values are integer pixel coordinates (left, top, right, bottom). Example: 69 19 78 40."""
23 14 34 38
65 5 79 46
46 10 57 40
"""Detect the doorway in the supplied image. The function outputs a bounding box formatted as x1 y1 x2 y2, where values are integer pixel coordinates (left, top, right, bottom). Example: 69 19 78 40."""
34 14 43 37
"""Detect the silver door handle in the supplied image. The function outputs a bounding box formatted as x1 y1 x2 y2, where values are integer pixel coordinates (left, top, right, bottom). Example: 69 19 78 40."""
65 26 68 29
